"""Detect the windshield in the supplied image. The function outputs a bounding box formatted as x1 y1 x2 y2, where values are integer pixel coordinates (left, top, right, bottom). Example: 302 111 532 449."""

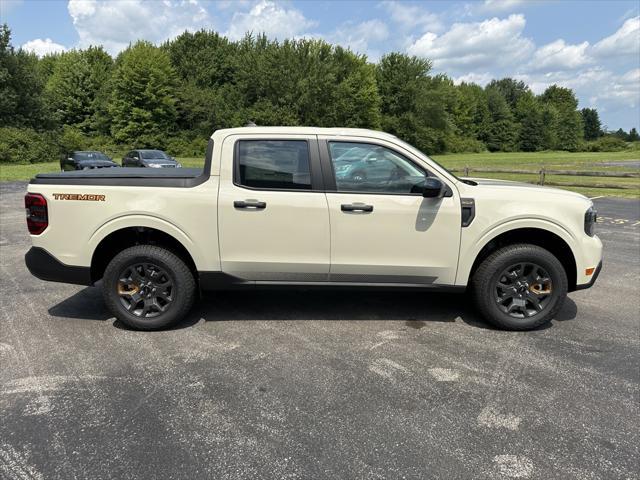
74 152 110 161
140 150 170 160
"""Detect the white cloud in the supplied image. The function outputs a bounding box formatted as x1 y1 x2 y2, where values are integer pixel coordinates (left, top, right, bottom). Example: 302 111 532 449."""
480 0 527 13
407 14 534 73
528 39 592 71
453 72 493 86
225 0 316 41
67 0 213 54
594 68 640 110
21 38 67 56
328 19 389 58
1 0 23 14
380 1 443 32
516 67 640 121
214 0 251 10
592 16 640 58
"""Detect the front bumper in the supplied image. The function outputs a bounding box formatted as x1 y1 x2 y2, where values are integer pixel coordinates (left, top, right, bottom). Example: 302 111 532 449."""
25 247 92 286
574 260 602 291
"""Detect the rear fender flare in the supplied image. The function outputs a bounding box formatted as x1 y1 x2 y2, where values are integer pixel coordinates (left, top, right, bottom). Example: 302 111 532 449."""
86 214 205 269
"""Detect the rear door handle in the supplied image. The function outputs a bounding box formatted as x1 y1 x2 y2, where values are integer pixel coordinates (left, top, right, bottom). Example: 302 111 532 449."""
234 200 267 210
341 203 373 212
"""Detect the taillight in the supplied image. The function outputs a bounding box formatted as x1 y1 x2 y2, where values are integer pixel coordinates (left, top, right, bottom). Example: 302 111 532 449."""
25 193 48 235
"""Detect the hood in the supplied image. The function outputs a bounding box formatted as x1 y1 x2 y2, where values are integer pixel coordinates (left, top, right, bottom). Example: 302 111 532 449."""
462 177 589 200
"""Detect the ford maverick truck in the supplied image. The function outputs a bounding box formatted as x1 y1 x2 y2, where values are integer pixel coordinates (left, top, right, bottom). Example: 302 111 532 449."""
25 127 602 331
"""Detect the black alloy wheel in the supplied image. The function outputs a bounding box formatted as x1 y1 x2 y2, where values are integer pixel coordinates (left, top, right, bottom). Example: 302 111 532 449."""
102 245 196 330
495 262 553 318
117 262 174 318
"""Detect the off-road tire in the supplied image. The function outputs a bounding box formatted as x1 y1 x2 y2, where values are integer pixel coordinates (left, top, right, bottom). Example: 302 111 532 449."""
471 244 568 331
102 245 196 330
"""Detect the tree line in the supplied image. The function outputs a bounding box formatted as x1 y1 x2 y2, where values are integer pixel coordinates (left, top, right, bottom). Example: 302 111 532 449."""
1 24 637 163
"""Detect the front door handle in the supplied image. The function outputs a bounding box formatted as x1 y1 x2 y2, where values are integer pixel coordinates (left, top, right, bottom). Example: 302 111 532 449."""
341 203 373 212
234 200 267 209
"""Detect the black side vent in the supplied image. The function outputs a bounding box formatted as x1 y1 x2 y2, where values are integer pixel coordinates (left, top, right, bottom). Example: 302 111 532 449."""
461 198 475 227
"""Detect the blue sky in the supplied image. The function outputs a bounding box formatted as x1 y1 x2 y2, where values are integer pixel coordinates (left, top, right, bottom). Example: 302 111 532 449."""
1 0 638 130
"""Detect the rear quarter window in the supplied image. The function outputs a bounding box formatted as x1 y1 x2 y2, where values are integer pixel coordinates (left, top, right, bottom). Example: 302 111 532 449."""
235 140 311 190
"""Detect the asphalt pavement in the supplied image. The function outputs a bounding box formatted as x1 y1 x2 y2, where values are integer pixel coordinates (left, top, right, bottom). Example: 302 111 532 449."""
1 181 638 479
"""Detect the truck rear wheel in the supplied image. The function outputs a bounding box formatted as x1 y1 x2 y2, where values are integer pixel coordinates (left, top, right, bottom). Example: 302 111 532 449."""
471 244 568 331
102 245 196 330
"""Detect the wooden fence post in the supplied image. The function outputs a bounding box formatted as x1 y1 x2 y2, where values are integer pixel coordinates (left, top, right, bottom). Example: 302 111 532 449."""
464 166 469 177
539 167 546 186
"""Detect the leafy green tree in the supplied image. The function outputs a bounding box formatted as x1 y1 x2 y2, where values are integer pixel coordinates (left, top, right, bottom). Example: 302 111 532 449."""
581 108 601 140
0 24 46 128
629 127 639 142
45 46 113 132
486 78 530 110
451 82 490 141
613 128 629 140
515 92 544 151
1 23 620 157
37 52 62 82
376 52 450 153
539 104 559 150
540 85 583 150
108 41 178 146
483 87 517 151
165 30 235 88
229 35 381 129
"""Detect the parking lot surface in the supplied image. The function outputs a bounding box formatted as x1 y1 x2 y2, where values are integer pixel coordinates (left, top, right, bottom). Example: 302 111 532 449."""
1 181 638 479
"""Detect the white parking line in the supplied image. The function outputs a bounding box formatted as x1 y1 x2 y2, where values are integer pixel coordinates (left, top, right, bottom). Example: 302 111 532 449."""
589 195 606 200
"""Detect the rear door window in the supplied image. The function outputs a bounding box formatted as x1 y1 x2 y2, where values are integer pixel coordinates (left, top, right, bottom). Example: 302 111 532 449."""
236 140 312 190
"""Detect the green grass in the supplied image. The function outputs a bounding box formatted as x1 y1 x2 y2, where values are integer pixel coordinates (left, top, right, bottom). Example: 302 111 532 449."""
433 151 639 198
0 162 60 182
2 151 638 198
178 157 206 168
432 149 639 169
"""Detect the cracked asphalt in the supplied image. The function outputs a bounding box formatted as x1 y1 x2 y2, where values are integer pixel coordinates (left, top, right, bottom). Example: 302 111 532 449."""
1 181 638 479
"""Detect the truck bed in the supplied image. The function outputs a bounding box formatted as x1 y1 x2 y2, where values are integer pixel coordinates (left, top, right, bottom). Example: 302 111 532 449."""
30 168 208 187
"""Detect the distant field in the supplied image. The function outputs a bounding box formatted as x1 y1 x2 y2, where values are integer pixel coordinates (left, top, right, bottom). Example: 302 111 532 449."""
431 150 640 171
431 151 639 198
2 151 638 198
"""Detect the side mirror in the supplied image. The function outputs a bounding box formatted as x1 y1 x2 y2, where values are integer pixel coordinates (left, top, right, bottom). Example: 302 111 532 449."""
414 177 443 198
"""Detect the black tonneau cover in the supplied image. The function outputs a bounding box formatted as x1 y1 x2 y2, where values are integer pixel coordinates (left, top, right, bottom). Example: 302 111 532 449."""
30 168 208 187
31 139 215 187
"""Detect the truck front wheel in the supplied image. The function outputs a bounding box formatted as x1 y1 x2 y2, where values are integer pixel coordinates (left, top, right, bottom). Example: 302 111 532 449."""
102 245 196 330
471 244 568 331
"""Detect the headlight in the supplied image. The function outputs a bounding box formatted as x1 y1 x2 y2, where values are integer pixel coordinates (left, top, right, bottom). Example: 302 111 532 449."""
584 206 597 236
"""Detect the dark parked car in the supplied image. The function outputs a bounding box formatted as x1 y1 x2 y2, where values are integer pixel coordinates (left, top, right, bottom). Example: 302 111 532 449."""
122 150 181 168
60 151 119 171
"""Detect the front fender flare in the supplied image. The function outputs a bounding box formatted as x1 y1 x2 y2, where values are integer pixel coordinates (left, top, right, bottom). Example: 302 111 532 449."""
455 218 579 286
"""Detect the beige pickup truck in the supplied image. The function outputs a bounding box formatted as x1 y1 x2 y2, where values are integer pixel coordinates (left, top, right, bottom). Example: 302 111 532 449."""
25 127 602 331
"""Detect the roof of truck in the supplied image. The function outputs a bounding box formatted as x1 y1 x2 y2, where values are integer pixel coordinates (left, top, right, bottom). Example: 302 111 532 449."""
211 126 398 140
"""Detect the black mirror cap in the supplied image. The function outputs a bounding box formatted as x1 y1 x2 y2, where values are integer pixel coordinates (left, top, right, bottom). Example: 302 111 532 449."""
419 177 443 197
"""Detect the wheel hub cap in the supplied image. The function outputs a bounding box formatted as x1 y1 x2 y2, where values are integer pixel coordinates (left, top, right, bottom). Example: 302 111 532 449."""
116 262 174 318
495 262 553 319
